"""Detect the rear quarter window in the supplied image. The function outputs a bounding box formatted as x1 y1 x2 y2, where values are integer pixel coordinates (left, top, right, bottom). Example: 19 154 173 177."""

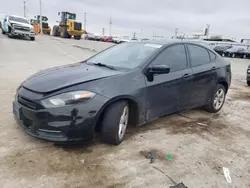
208 51 216 62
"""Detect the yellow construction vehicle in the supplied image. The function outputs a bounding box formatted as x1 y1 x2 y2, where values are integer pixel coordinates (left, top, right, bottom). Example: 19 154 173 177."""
30 16 51 35
52 12 85 40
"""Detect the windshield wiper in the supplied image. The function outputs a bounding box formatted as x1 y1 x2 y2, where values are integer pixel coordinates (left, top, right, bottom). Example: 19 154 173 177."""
89 62 116 70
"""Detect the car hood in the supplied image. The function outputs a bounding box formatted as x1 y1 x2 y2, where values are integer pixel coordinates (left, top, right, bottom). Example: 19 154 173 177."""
9 20 32 28
22 63 123 93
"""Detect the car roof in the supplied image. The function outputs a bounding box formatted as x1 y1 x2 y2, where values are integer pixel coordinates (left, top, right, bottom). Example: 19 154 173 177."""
135 39 211 47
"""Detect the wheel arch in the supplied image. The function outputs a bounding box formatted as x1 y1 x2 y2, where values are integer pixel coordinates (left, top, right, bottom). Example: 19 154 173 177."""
218 80 229 93
95 95 140 132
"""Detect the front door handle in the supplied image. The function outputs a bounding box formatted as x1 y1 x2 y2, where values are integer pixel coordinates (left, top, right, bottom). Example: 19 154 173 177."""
182 73 191 78
211 66 216 71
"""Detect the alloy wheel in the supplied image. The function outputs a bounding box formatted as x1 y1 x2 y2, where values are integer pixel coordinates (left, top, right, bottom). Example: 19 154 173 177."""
118 105 129 140
213 88 225 110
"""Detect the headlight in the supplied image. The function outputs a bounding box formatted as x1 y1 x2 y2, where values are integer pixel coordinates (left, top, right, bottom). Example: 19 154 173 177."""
41 91 95 108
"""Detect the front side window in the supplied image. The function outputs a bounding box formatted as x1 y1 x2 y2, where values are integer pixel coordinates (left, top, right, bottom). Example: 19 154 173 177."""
188 44 210 67
152 44 187 72
86 43 161 70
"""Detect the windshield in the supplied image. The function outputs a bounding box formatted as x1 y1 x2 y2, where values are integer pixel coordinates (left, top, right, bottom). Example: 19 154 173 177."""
9 16 29 24
66 13 76 20
86 43 161 69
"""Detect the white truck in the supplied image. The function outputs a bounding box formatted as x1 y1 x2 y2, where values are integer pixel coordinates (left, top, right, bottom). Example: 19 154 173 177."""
1 15 35 41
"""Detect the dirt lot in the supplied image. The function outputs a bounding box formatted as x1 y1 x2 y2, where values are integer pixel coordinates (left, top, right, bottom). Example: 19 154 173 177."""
0 35 250 188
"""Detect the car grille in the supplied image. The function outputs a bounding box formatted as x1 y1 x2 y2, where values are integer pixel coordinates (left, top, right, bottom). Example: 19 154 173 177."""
14 25 30 31
42 22 49 29
74 22 82 31
17 96 40 110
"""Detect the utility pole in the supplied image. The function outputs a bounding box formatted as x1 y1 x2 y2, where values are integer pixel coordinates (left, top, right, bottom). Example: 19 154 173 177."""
23 1 26 17
109 16 112 36
206 24 210 39
102 28 105 36
84 12 86 31
39 0 42 35
175 28 178 38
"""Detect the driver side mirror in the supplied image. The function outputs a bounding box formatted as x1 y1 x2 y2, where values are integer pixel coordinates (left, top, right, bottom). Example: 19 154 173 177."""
145 64 170 82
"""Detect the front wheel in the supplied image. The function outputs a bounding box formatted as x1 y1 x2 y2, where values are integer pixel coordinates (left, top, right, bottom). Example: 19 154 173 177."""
231 53 235 58
247 81 250 86
204 84 226 113
30 37 35 41
101 101 129 145
2 30 5 34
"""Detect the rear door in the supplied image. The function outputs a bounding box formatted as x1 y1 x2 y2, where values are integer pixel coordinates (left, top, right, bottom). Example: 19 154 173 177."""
145 44 193 120
187 44 217 108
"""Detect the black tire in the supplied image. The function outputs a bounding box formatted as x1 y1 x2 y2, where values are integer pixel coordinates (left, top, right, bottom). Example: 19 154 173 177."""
247 81 250 86
231 53 235 58
2 30 5 34
68 34 72 39
101 101 129 145
74 35 81 40
60 27 68 38
30 37 35 41
52 26 59 36
204 84 226 113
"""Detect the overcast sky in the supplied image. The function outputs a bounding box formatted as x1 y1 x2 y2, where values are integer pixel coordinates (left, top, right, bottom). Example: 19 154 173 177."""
1 0 250 40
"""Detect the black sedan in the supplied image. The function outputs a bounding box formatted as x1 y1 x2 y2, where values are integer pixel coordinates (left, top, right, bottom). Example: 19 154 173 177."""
247 64 250 86
224 47 248 58
13 41 231 145
213 45 232 56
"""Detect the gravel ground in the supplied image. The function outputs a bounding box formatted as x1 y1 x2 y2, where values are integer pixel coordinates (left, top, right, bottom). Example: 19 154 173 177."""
0 34 249 188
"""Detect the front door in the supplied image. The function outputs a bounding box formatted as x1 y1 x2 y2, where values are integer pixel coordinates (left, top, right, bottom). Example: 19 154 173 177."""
187 44 218 107
145 44 193 121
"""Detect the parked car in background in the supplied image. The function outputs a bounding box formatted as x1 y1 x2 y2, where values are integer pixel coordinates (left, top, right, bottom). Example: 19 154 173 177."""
93 33 102 41
247 65 250 86
224 47 247 58
13 40 231 145
2 15 35 40
213 45 232 56
113 36 130 43
101 36 113 42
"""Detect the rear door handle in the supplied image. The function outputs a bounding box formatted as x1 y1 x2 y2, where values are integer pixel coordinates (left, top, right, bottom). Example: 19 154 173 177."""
182 73 191 78
211 66 216 70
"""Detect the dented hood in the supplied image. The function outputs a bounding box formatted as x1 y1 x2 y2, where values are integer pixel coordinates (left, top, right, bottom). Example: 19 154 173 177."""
22 63 122 93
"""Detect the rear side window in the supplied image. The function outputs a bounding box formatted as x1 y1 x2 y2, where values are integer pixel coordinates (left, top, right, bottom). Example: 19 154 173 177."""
188 45 210 66
152 44 187 72
209 51 216 61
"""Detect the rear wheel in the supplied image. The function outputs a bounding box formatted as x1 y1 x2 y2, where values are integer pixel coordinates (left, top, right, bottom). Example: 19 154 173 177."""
2 30 5 34
222 53 225 57
60 27 68 38
243 54 247 59
68 34 72 39
204 84 226 113
74 35 81 40
247 81 250 86
101 101 129 145
52 26 59 36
